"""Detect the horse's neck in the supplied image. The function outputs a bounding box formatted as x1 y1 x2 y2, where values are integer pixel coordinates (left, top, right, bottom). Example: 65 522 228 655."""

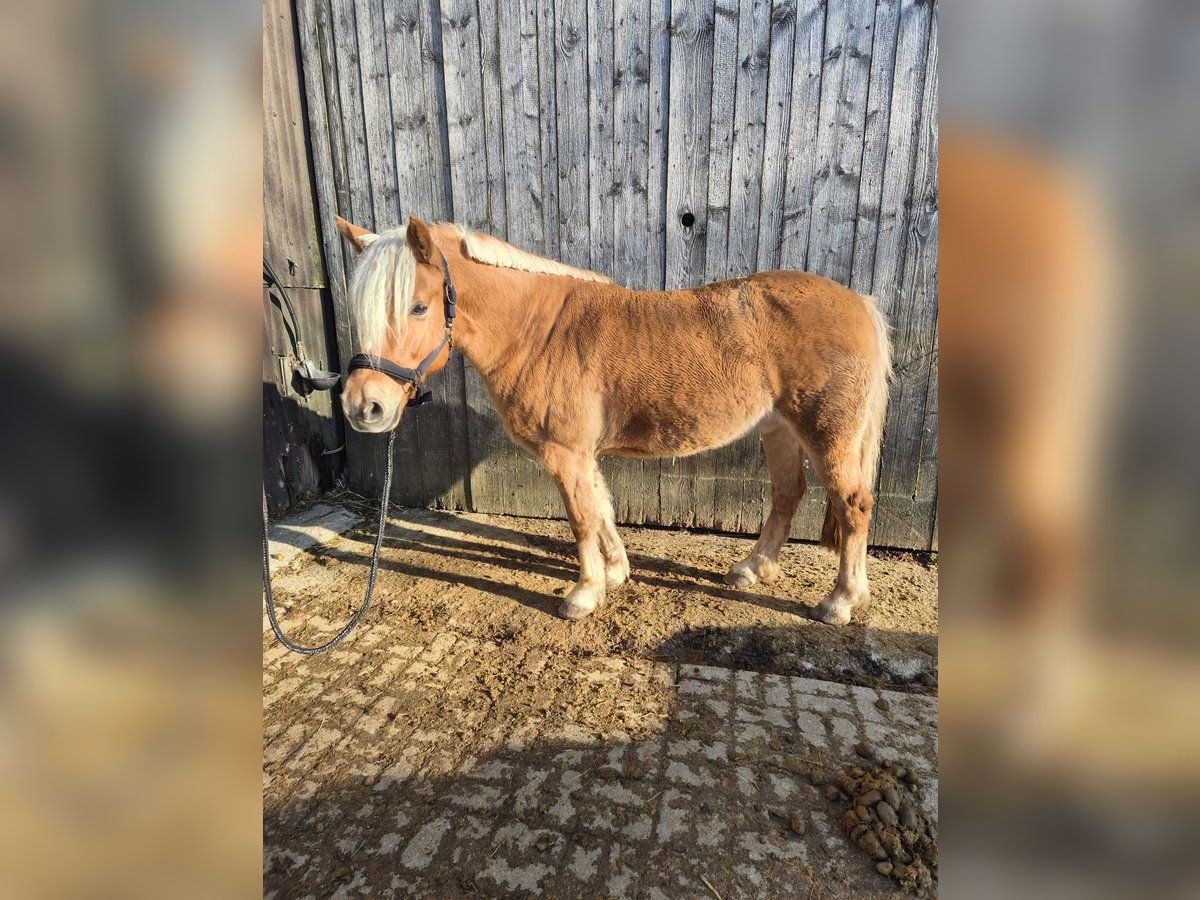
442 247 561 384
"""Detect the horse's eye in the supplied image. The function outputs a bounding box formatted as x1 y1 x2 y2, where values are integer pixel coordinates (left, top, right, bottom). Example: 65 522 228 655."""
411 304 429 317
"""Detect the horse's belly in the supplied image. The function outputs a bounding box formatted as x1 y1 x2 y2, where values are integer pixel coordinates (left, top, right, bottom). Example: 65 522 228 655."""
603 399 772 458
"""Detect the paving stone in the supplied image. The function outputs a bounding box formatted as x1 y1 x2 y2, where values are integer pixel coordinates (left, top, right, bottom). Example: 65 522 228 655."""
264 602 937 899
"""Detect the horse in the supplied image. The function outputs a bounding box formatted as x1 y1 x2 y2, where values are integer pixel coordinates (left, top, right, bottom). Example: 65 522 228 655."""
334 215 891 625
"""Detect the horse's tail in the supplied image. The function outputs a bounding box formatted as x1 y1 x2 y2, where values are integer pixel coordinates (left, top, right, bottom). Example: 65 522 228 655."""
820 294 892 553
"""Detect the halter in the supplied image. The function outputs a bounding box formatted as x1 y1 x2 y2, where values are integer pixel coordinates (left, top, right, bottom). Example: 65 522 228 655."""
346 253 458 406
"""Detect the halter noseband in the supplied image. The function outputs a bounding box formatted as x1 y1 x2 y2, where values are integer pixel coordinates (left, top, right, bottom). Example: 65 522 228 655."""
346 253 458 407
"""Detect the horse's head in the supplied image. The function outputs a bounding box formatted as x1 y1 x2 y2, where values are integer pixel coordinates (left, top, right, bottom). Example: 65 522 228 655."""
336 215 453 433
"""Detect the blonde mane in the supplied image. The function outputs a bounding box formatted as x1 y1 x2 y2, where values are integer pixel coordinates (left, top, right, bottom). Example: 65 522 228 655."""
459 229 613 284
348 224 613 352
347 227 414 354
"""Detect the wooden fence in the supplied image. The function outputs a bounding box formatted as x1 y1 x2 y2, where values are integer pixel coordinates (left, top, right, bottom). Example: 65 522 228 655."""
267 0 938 549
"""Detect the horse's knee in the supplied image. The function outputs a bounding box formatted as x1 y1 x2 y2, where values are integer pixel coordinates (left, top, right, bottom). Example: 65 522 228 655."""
839 489 874 534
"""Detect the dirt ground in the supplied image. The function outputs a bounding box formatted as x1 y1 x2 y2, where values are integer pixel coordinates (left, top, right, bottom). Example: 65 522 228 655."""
264 506 938 899
269 507 937 693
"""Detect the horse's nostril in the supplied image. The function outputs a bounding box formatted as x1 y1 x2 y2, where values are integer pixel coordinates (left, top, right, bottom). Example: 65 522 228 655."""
362 400 384 421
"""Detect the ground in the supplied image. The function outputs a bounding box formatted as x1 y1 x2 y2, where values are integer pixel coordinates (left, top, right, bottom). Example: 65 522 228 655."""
264 505 939 899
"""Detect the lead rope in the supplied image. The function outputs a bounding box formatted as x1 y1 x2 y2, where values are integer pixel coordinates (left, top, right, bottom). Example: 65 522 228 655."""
262 430 395 654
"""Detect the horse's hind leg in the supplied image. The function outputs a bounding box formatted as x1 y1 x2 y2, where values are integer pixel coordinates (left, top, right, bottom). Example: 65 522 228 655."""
805 440 875 626
592 466 630 588
540 443 607 619
725 414 806 587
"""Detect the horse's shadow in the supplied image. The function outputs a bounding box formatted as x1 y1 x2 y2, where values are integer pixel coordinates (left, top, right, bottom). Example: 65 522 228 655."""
345 507 820 620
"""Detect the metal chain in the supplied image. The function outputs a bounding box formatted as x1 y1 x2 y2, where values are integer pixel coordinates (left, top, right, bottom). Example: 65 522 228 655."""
262 430 395 655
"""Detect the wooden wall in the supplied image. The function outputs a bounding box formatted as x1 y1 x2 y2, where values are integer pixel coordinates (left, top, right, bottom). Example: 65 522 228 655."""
284 0 939 549
264 0 346 514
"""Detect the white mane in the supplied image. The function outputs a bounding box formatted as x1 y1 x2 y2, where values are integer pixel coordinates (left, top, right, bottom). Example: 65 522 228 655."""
460 229 613 284
347 224 612 352
348 227 414 354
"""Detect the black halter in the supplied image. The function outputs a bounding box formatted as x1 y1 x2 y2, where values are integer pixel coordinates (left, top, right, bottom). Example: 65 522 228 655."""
347 253 458 406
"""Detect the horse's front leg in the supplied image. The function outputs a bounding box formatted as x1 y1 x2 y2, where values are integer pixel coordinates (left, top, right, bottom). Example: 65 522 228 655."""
592 465 630 588
540 444 607 619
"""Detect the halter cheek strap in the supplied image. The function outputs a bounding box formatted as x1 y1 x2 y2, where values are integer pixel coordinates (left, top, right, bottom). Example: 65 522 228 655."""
347 254 458 407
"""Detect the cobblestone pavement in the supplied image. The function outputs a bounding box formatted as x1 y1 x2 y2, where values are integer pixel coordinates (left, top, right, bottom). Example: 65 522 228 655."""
264 627 937 898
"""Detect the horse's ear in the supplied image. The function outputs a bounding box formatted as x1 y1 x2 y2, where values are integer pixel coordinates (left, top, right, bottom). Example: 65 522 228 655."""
406 216 437 266
335 215 378 253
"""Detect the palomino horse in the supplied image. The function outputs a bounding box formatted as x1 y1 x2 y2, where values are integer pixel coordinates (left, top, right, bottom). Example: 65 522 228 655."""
335 216 891 625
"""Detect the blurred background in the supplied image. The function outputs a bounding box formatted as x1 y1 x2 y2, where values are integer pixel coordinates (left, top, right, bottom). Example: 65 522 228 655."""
0 0 1196 896
940 0 1200 897
0 0 261 896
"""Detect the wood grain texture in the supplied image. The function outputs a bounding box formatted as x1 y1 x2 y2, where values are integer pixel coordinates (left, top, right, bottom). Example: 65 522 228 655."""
755 0 796 273
664 0 716 291
645 0 670 292
264 0 324 289
777 0 827 271
848 0 901 295
702 0 740 284
871 2 937 549
803 0 874 283
498 0 548 253
588 0 616 276
553 0 591 270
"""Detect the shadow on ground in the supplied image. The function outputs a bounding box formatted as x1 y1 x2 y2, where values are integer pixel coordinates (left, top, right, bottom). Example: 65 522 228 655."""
272 507 937 694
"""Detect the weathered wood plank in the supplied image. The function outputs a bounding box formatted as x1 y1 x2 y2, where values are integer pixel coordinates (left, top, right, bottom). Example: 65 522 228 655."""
802 0 874 284
871 3 937 549
441 0 490 231
415 0 470 509
263 288 342 512
383 0 437 218
295 0 356 502
497 0 548 253
353 0 402 225
848 0 901 295
296 0 349 335
417 0 455 220
264 0 324 289
613 0 651 288
534 0 560 260
862 0 932 545
755 0 796 273
777 0 827 271
664 0 716 291
589 0 616 276
727 0 772 278
553 0 591 271
644 0 669 293
702 0 739 283
477 0 508 235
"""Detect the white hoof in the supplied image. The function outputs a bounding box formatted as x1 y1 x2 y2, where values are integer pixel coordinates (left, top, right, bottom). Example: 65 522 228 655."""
605 558 631 589
810 590 867 626
723 562 758 588
558 585 602 620
724 556 778 588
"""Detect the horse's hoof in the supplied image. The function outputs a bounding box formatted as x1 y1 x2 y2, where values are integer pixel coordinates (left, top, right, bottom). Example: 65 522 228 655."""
558 600 594 620
809 593 858 626
558 588 601 620
605 561 631 589
723 565 758 588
